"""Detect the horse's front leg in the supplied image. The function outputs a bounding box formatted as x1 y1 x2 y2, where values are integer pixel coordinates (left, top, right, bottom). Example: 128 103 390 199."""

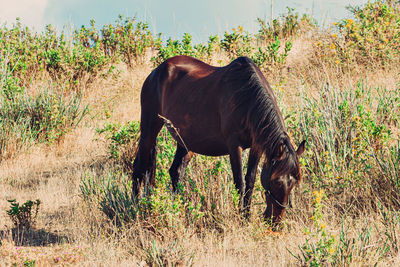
169 144 194 193
228 143 244 210
243 149 261 218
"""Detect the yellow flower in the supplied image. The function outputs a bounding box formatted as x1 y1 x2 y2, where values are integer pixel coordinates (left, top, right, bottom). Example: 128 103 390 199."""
331 33 337 38
321 223 326 229
335 59 340 65
384 38 389 43
330 43 336 50
238 25 243 34
378 43 383 49
315 197 322 204
330 247 335 254
349 170 354 175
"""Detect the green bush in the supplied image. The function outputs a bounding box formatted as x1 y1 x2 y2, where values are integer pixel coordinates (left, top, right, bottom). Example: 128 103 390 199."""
251 37 292 71
0 54 87 160
220 26 253 59
257 7 315 42
0 88 88 160
320 0 400 68
151 33 217 65
81 170 138 225
285 80 399 209
7 199 41 229
0 15 158 89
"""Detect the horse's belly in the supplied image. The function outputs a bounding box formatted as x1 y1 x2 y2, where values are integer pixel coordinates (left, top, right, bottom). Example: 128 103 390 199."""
166 126 229 156
186 139 229 156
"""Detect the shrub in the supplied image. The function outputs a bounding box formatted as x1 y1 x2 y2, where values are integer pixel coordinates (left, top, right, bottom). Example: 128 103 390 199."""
7 199 41 229
80 169 138 225
251 37 292 71
319 0 400 68
0 89 88 160
151 33 217 65
284 80 399 213
290 190 336 265
257 7 315 42
220 26 253 60
101 15 159 66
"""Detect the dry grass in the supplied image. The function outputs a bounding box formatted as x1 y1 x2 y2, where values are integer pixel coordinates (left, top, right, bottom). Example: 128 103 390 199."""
1 29 400 266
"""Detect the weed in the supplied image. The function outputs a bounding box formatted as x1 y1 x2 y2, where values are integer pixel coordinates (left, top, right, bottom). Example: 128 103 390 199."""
7 199 41 229
251 37 292 71
290 190 336 266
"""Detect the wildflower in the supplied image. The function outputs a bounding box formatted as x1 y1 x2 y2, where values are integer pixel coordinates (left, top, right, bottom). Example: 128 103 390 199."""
320 223 326 229
316 41 322 46
331 33 337 38
238 25 243 34
384 38 389 43
330 43 336 50
315 197 322 204
335 59 340 64
330 247 335 254
349 170 354 175
378 43 383 49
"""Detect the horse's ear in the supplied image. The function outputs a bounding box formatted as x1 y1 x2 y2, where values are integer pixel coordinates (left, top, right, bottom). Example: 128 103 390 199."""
297 140 306 156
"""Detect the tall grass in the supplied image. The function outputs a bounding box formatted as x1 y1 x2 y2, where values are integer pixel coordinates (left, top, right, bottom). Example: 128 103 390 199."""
0 49 88 160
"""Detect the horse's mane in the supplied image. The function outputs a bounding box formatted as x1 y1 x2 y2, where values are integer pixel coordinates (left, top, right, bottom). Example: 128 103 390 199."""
225 57 300 178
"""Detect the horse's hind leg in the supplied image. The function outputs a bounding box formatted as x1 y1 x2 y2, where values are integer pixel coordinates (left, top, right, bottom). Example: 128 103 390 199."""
169 144 193 193
132 113 163 198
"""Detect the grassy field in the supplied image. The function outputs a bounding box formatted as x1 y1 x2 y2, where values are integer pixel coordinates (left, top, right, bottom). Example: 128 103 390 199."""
1 1 400 266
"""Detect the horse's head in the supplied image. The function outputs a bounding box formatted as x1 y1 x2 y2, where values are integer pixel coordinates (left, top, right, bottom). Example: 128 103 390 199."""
261 138 306 225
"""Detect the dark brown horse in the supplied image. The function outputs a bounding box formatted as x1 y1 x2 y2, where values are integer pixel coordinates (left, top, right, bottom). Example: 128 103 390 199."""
132 55 305 224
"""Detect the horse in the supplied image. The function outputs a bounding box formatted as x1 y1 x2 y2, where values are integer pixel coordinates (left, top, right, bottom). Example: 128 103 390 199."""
132 55 305 224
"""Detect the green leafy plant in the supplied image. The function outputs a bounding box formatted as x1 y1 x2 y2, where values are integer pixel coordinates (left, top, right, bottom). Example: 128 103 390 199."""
257 7 315 42
251 37 292 70
151 33 216 65
220 26 253 59
290 190 336 265
286 81 393 194
316 1 400 69
0 88 88 160
97 121 140 160
7 199 41 229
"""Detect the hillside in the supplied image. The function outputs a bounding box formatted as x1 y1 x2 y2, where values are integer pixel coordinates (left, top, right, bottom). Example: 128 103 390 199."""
1 1 400 265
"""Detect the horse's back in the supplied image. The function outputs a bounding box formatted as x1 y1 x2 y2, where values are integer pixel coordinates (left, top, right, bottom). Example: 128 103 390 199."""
139 56 258 155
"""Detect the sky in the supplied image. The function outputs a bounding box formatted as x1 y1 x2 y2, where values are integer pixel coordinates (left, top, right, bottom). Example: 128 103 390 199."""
0 0 369 42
